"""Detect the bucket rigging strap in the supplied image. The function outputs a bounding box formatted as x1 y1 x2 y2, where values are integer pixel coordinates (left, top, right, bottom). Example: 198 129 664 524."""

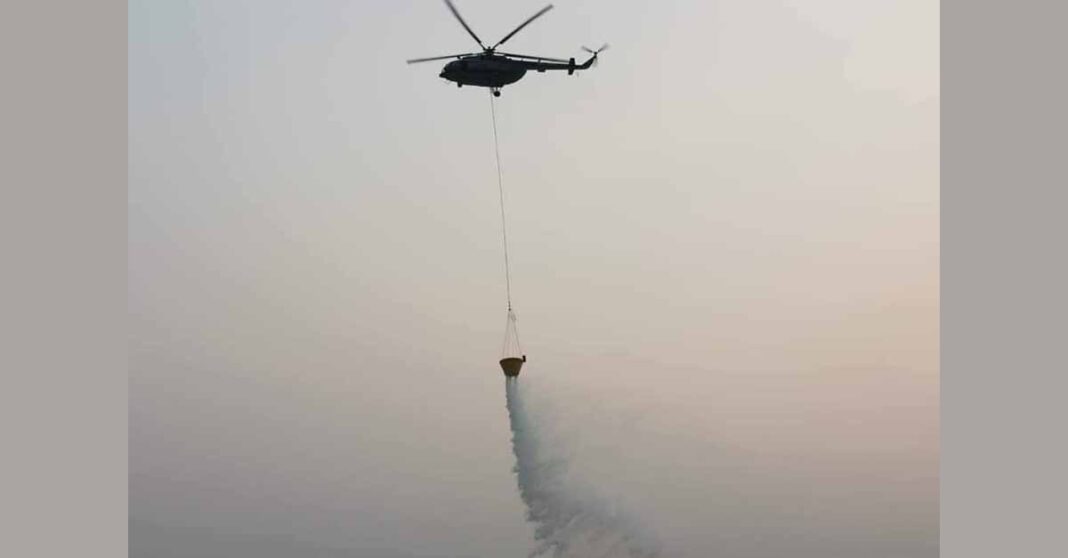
502 307 523 357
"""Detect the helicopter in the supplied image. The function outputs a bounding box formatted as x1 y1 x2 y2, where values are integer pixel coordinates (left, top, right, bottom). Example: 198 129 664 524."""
407 1 607 97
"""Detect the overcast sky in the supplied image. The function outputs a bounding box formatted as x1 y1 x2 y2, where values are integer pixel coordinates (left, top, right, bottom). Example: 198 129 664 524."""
129 1 939 556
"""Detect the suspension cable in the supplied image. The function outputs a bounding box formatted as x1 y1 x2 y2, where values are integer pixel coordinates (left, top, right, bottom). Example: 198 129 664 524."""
489 91 513 311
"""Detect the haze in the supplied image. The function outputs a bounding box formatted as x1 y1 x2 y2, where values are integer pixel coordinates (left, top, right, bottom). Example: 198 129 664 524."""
129 1 939 556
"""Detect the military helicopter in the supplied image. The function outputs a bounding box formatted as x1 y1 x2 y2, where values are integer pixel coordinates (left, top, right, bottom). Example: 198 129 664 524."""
407 1 607 97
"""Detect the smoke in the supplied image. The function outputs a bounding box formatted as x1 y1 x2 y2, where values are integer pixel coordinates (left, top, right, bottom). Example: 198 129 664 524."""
505 378 661 558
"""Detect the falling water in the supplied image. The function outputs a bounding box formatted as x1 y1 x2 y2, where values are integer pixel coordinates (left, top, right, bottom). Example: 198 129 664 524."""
504 378 661 558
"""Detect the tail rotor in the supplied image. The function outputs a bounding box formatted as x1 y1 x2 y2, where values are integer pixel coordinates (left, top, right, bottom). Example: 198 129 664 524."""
581 43 610 55
581 43 609 66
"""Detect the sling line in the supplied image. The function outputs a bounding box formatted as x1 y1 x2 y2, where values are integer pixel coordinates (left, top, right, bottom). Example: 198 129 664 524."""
489 91 513 312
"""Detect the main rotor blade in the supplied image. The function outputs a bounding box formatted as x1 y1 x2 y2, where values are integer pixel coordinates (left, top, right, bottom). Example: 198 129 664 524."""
443 0 485 49
497 52 570 64
492 4 553 49
406 53 476 64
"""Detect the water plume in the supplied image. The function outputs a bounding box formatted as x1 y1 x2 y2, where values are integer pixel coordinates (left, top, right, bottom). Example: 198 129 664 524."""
505 378 660 558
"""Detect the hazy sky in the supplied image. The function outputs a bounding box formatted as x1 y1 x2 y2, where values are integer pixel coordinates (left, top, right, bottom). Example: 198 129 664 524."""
129 1 939 556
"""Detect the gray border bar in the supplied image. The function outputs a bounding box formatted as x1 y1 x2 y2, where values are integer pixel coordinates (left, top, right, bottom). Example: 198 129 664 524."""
0 2 126 557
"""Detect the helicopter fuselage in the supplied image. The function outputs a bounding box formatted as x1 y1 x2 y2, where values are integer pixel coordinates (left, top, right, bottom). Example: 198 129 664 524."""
440 55 527 88
408 1 602 96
